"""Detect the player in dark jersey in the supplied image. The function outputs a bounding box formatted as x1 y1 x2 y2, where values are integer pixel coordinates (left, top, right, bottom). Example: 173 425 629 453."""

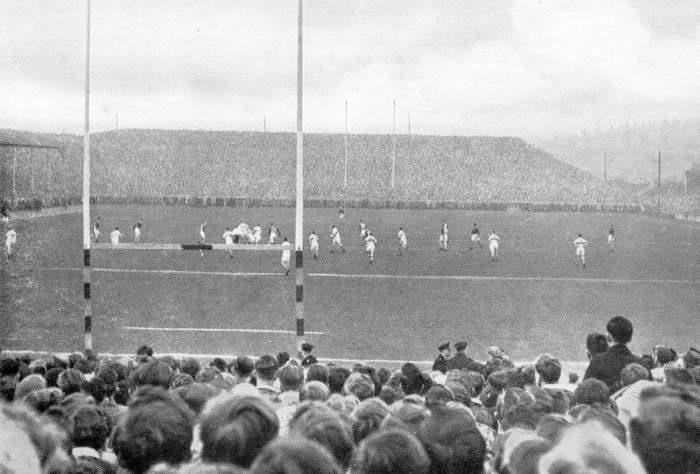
470 223 483 250
608 224 615 252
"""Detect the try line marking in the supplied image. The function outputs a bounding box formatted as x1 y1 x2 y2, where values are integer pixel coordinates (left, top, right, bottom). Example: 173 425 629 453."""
123 326 325 336
40 267 698 285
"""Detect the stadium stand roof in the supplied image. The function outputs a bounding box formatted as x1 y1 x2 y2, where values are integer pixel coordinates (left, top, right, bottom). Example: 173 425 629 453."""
0 129 61 148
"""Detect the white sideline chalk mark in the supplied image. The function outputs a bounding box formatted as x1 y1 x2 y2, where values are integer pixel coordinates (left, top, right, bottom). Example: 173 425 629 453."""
123 326 325 336
39 267 698 284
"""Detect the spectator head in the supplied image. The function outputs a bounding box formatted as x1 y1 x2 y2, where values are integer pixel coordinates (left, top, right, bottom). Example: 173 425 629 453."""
159 355 180 373
683 347 700 369
25 388 64 414
425 385 456 408
57 369 85 395
255 354 279 382
444 382 470 406
351 398 389 443
568 372 579 384
278 364 304 392
277 351 291 367
290 403 354 470
343 373 375 401
200 394 280 468
136 345 154 358
68 352 83 369
401 363 431 396
418 406 486 474
535 413 573 444
45 368 62 388
81 377 107 404
664 367 696 388
621 363 650 387
508 438 552 474
300 380 330 402
130 359 172 389
586 332 609 358
328 367 351 394
233 355 255 380
576 406 627 445
573 378 610 407
630 394 700 474
0 358 20 378
195 366 222 384
181 358 201 379
387 400 430 436
351 428 430 474
539 423 645 473
249 436 343 474
71 405 110 450
465 371 485 397
606 316 634 344
170 372 195 390
173 382 219 415
535 354 562 384
14 374 46 401
376 367 391 386
210 357 227 374
653 345 678 365
306 364 329 384
113 386 194 473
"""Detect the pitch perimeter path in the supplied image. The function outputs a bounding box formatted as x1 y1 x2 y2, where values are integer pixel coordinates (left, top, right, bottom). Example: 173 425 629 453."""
2 206 698 363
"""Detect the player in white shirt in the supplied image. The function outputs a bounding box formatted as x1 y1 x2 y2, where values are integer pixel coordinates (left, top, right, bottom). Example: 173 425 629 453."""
280 238 292 276
330 225 345 253
133 219 143 243
308 231 320 259
199 222 207 256
223 226 235 259
359 220 368 240
269 224 279 244
439 222 448 251
5 226 17 262
608 224 615 252
488 230 501 262
93 217 101 243
110 227 122 245
252 224 262 244
573 234 588 268
470 223 483 250
397 227 407 255
365 232 377 264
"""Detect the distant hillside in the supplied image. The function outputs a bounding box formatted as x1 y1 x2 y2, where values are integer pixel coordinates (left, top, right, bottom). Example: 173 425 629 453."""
533 119 699 184
1 129 636 204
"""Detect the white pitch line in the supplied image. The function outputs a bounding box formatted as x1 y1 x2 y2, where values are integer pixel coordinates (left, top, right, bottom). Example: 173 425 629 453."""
123 326 325 335
307 273 699 285
40 267 698 284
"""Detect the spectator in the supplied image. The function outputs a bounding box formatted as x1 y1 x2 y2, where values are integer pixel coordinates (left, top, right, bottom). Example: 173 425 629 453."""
344 373 375 401
584 316 642 390
233 355 255 384
352 398 390 443
620 362 650 387
199 394 280 468
255 354 280 403
181 358 201 379
351 428 430 474
300 380 330 402
306 363 329 385
586 332 609 359
446 341 484 373
250 436 343 474
14 373 46 401
130 359 172 389
71 405 116 469
58 368 85 395
328 366 351 395
573 378 611 409
290 402 355 470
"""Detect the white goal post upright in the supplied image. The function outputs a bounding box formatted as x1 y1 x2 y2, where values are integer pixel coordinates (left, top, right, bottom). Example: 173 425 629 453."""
82 0 93 351
294 0 305 358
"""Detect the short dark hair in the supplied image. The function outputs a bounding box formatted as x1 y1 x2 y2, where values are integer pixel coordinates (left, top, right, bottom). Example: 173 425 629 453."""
328 367 351 394
255 355 279 381
250 436 343 474
233 356 254 378
535 355 562 384
351 428 430 474
418 406 486 474
210 358 227 373
401 363 432 396
130 360 172 389
58 369 85 395
290 403 355 470
172 382 219 415
586 333 609 357
278 364 304 392
574 378 610 406
306 364 329 384
136 345 154 357
200 394 279 467
352 399 389 443
606 316 633 344
72 405 111 450
0 358 20 377
81 377 107 404
180 358 201 379
113 387 194 473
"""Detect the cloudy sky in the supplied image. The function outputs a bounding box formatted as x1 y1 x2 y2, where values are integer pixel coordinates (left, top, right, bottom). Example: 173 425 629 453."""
1 0 698 138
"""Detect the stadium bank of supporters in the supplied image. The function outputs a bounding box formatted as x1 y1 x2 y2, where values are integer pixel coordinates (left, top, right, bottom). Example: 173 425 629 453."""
0 316 698 473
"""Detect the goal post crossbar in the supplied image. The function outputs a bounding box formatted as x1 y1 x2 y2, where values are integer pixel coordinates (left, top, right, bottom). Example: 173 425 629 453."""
92 242 282 251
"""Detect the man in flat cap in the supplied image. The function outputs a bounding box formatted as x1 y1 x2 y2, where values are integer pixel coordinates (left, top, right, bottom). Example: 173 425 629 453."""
301 342 318 367
432 342 451 374
447 340 484 373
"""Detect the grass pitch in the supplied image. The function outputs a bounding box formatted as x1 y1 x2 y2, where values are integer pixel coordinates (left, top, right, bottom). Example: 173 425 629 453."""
1 205 697 364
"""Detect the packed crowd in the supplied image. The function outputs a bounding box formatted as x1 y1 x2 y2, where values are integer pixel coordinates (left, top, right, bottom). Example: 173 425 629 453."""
3 130 640 207
0 316 698 473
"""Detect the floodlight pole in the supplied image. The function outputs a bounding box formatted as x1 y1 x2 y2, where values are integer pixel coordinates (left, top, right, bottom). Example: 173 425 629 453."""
294 0 305 359
344 100 348 189
82 0 93 352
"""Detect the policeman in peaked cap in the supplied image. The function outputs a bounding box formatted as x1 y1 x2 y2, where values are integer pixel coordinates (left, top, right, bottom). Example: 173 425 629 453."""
432 342 451 374
447 340 485 373
301 342 318 367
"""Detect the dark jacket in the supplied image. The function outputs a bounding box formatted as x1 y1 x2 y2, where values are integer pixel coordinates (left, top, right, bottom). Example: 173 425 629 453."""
446 353 484 374
301 354 318 367
584 344 641 390
432 354 448 374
